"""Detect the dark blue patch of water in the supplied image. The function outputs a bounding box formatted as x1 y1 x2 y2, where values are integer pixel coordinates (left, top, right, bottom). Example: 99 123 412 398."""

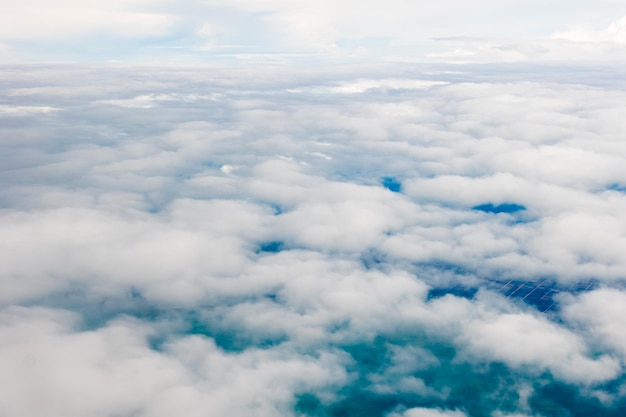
295 394 326 416
381 177 402 193
257 241 285 253
473 203 526 214
326 339 529 417
427 286 478 301
531 382 626 417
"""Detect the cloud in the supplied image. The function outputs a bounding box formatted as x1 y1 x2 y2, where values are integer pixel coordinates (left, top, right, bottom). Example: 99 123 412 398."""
429 15 626 63
1 1 626 62
562 288 626 359
552 16 626 44
388 407 467 417
329 79 448 94
0 306 348 417
0 1 177 42
2 62 626 416
459 309 620 384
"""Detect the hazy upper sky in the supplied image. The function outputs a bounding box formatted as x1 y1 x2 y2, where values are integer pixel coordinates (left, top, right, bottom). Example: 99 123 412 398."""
2 0 626 63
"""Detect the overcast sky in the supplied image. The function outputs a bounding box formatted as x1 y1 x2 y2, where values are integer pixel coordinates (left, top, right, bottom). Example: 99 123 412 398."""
2 2 626 417
2 0 626 63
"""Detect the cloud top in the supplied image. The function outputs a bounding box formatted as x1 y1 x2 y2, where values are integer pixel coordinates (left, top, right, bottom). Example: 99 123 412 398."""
1 62 626 416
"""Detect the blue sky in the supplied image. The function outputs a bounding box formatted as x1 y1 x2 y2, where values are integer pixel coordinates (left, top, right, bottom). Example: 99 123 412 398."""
2 3 626 417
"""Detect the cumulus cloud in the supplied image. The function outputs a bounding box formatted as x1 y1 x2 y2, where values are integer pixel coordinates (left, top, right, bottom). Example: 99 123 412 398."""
562 288 626 359
0 307 347 417
389 407 466 417
2 62 626 416
459 309 620 384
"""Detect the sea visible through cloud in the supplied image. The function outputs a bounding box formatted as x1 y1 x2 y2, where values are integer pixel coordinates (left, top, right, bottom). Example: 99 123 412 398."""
1 61 626 416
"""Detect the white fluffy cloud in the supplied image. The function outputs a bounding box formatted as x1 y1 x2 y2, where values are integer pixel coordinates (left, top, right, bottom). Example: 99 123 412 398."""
389 407 467 417
0 307 348 417
2 63 626 416
563 288 626 359
459 308 620 384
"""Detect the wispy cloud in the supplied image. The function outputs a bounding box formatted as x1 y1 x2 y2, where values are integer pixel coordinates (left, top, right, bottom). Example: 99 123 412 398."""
2 1 626 62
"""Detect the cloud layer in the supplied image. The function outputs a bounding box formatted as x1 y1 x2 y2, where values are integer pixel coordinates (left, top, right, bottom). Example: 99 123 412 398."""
3 1 626 62
1 62 626 416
